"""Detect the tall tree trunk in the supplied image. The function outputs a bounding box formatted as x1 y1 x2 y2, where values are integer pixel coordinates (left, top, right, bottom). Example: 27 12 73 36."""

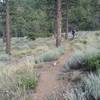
1 0 6 42
5 0 11 55
3 32 6 42
55 0 62 47
2 16 6 42
65 0 68 39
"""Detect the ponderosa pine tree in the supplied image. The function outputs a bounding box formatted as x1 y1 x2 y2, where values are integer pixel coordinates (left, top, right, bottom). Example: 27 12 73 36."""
55 0 62 47
0 0 6 42
5 0 11 55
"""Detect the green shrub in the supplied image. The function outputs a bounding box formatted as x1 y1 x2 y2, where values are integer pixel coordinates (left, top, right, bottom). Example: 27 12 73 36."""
82 49 100 71
82 54 100 71
27 32 36 40
15 63 37 90
35 46 64 63
27 32 53 40
64 51 85 70
16 68 37 90
64 50 100 72
19 77 37 90
79 39 87 44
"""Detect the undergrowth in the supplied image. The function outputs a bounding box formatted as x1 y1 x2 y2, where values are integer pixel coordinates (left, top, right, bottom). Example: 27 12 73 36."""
84 72 100 100
64 49 100 72
0 60 37 100
35 46 65 63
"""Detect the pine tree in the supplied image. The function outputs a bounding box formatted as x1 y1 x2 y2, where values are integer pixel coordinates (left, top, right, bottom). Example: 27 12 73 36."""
55 0 62 47
5 0 11 55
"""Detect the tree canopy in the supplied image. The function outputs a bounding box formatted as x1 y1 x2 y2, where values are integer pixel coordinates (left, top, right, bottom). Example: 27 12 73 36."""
0 0 100 37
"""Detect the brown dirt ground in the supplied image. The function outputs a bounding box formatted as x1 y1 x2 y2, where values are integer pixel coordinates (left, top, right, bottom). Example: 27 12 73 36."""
33 50 73 100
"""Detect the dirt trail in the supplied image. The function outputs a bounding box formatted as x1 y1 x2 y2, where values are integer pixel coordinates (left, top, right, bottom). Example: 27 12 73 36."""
34 50 72 100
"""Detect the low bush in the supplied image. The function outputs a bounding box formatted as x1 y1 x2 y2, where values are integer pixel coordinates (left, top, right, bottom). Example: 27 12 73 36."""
64 51 85 70
35 46 64 63
16 64 37 90
79 39 87 44
64 49 100 72
27 32 53 40
83 53 100 71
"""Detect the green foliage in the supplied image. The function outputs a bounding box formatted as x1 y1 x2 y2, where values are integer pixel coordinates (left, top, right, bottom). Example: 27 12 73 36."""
0 60 37 99
27 32 53 40
68 0 100 30
27 32 36 40
79 39 87 44
82 53 100 71
15 65 37 90
64 49 100 71
10 0 54 37
35 46 64 63
19 76 37 90
0 0 100 37
64 51 85 70
19 66 37 89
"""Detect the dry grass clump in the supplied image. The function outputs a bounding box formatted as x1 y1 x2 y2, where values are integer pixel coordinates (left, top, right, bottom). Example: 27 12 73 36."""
0 37 53 58
0 59 37 100
63 87 87 100
45 86 88 100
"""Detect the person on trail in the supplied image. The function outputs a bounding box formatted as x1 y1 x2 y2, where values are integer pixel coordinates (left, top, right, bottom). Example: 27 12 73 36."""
71 29 75 39
70 25 76 39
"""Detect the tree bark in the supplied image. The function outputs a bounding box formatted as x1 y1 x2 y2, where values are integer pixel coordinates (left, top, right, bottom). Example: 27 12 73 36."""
3 32 6 42
65 0 68 39
0 0 6 42
5 0 11 55
2 16 6 42
55 0 62 47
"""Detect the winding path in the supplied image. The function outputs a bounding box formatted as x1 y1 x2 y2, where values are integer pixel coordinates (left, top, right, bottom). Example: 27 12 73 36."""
34 50 72 100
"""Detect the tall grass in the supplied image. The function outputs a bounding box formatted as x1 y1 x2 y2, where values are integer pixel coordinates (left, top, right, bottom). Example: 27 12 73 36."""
63 88 87 100
84 73 100 100
0 59 37 100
